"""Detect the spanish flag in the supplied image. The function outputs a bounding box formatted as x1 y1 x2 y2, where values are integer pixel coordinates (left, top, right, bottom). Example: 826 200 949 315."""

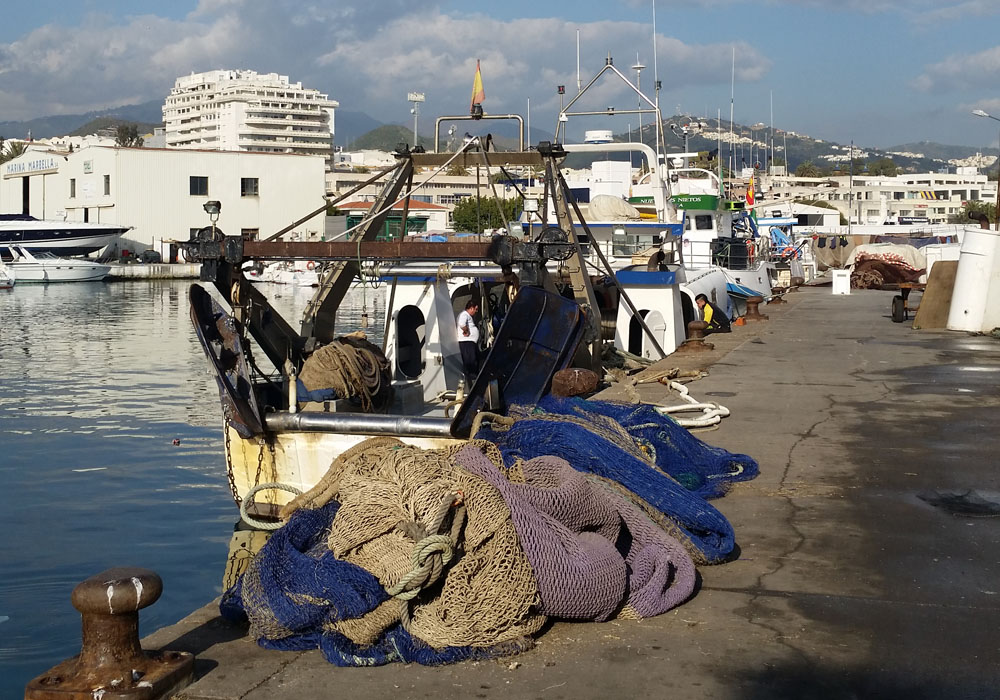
746 172 755 206
470 60 485 111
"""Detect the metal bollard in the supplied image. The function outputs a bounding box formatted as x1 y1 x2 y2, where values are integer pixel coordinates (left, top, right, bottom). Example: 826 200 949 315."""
675 320 714 353
745 295 769 322
789 276 805 291
25 567 194 700
768 287 787 305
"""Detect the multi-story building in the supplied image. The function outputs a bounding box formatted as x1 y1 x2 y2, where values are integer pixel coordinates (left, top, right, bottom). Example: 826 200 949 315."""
761 169 998 226
163 70 337 167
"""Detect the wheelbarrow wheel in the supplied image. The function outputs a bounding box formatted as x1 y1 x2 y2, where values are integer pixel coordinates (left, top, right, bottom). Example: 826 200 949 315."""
891 295 906 323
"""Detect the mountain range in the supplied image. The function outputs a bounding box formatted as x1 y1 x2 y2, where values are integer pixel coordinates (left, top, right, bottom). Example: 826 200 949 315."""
2 101 996 176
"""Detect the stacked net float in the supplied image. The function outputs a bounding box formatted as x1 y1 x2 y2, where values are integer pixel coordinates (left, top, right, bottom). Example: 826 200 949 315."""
221 397 758 665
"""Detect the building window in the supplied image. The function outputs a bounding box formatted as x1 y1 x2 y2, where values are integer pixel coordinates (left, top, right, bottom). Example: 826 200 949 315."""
241 178 259 197
104 175 111 196
70 179 76 198
190 176 209 196
241 228 259 240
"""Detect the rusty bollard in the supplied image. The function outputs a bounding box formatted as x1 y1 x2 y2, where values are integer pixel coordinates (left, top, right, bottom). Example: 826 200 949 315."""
789 276 805 291
676 320 714 353
768 287 787 305
745 295 769 322
25 567 194 700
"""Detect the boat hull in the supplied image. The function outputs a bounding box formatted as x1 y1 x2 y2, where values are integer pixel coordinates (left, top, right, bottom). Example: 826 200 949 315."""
0 223 126 256
8 262 110 282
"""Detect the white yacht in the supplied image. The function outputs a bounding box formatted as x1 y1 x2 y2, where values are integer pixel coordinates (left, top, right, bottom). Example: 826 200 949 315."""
0 215 128 256
0 245 111 282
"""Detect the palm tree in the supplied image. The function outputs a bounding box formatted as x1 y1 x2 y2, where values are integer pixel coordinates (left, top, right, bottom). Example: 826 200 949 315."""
0 140 28 164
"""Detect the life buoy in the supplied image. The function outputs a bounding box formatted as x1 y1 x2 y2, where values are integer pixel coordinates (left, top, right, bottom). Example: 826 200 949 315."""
781 246 797 259
306 261 316 271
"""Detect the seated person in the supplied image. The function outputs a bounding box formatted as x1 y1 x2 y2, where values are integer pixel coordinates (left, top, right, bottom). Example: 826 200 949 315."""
695 293 732 334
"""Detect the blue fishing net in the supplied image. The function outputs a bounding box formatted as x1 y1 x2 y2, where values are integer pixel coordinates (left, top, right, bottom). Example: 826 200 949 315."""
220 501 532 666
474 396 758 564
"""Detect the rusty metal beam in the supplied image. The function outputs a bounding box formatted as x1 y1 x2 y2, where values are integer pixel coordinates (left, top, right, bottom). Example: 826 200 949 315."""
244 240 494 261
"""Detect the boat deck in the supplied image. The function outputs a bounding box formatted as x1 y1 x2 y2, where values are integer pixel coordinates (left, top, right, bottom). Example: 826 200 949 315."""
143 287 1000 699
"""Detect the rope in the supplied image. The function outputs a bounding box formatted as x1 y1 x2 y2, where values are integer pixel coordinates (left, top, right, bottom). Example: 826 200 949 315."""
240 482 305 530
297 336 391 412
384 490 468 631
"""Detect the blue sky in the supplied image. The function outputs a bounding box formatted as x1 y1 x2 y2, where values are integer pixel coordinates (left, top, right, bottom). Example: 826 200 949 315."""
1 0 999 149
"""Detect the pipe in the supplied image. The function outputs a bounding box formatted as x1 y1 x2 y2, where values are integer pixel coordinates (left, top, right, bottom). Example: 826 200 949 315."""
264 411 455 437
378 263 506 278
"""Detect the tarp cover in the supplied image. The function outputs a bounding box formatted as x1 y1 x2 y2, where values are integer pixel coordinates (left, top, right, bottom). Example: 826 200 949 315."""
589 195 642 221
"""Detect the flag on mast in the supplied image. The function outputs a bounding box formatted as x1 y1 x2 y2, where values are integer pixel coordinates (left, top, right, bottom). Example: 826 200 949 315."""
746 172 755 206
470 60 485 111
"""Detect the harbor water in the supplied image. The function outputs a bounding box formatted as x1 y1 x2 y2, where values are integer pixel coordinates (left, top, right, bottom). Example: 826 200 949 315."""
0 279 382 698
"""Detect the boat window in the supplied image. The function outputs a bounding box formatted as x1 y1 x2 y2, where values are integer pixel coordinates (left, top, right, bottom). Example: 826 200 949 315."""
190 176 209 196
695 215 714 231
395 305 426 379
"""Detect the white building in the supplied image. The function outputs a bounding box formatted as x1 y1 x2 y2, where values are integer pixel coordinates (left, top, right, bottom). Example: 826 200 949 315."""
1 145 327 256
163 70 337 167
762 171 998 226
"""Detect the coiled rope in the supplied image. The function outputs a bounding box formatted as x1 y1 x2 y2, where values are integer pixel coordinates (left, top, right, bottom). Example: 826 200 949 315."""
241 482 305 530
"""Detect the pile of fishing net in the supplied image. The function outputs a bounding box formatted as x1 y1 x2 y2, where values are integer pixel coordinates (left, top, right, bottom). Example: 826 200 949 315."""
221 398 757 666
296 333 393 412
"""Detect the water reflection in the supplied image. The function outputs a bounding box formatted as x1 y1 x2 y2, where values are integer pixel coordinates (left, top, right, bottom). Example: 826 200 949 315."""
0 279 387 697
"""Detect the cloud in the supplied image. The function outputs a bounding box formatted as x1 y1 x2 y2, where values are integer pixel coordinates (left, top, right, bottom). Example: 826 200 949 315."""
315 13 770 119
0 2 771 127
913 45 1000 92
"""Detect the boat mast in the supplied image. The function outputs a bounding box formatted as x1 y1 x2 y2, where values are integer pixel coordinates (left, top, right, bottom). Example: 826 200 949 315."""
729 47 735 180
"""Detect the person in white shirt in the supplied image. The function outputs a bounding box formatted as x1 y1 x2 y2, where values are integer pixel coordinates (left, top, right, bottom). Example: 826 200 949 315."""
456 300 480 385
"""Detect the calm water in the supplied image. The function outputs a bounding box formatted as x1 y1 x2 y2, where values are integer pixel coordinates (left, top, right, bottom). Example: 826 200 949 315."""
0 279 381 698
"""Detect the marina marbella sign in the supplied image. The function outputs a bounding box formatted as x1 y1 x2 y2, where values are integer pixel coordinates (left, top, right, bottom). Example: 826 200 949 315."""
4 155 59 178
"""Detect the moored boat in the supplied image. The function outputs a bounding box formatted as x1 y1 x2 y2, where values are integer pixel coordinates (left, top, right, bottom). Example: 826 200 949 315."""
0 214 128 256
0 244 111 282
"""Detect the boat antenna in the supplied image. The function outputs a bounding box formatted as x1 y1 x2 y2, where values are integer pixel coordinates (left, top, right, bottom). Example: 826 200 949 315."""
576 29 582 94
651 0 662 164
527 97 531 148
770 90 774 177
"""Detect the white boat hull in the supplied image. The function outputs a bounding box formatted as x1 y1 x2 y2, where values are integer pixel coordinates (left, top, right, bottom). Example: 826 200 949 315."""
1 245 110 282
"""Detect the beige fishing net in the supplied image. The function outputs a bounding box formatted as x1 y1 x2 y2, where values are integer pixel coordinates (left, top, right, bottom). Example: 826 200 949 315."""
283 437 546 649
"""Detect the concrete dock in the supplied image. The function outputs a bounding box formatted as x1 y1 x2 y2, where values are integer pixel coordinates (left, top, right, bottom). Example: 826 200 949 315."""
144 286 1000 700
106 263 200 280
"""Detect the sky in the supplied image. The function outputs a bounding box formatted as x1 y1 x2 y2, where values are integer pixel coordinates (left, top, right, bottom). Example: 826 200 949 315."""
1 0 999 150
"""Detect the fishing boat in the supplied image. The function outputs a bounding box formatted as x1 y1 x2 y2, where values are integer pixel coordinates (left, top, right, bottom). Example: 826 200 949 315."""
0 214 128 256
183 125 759 672
0 244 111 282
542 58 780 322
184 144 683 519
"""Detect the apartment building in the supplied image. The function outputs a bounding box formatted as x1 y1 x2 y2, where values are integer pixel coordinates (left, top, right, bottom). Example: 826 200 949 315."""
163 70 337 167
764 169 998 225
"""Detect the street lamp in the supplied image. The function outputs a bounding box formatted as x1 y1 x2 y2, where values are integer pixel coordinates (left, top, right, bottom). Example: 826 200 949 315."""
972 109 1000 231
203 200 221 237
408 92 425 149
